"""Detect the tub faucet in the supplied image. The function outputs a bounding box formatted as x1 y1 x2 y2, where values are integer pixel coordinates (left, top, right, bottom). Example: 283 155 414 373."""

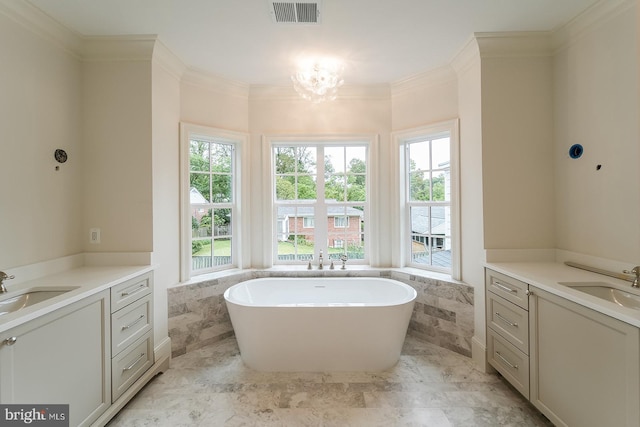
318 250 323 270
340 253 348 270
623 266 640 288
0 271 15 293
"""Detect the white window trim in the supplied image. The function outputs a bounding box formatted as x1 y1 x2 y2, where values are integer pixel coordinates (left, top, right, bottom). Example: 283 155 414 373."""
179 122 249 282
391 119 461 280
261 134 378 266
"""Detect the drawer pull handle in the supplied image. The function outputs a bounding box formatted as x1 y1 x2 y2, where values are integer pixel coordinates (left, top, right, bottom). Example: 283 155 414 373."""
3 337 17 346
493 280 517 294
495 312 518 327
121 314 145 331
123 353 146 372
121 283 146 297
495 351 518 370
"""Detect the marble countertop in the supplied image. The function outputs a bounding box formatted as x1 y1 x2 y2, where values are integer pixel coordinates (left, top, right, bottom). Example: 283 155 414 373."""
0 265 153 334
486 261 640 328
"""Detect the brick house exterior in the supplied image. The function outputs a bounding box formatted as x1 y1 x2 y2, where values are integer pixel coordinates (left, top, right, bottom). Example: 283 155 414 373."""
277 205 363 248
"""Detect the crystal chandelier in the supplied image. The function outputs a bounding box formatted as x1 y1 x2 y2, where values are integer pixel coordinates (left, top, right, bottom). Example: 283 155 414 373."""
291 60 344 103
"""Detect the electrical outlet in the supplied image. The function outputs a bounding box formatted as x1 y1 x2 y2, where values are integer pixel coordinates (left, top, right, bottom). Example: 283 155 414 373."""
90 228 101 244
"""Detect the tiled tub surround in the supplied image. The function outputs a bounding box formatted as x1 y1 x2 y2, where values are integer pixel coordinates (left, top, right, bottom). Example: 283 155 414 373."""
404 274 474 357
168 270 474 359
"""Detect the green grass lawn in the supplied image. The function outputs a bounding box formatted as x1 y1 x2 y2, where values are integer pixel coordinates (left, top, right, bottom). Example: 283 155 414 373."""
193 240 230 256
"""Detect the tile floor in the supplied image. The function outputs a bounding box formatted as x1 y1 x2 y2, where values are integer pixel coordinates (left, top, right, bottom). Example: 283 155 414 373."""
107 335 552 426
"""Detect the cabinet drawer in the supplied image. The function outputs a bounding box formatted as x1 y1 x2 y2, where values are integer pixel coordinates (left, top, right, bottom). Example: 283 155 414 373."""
111 273 152 313
487 293 529 354
112 332 153 402
486 269 529 309
488 329 529 399
111 294 152 356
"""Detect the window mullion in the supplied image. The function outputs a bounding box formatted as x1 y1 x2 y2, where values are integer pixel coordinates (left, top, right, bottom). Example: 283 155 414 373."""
315 145 328 256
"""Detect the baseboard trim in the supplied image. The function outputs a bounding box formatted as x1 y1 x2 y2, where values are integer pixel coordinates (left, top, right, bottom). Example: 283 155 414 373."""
154 336 172 367
93 338 172 426
472 335 494 373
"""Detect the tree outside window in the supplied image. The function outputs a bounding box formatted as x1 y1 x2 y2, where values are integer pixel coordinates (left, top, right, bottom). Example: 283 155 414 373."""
273 143 368 264
190 139 234 272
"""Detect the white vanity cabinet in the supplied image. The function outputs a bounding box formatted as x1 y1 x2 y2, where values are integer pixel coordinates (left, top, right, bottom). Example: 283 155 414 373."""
486 268 640 427
0 290 111 427
485 269 530 398
109 272 153 402
529 286 640 427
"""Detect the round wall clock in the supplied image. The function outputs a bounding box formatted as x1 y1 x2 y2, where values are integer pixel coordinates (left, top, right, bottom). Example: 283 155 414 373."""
54 149 68 163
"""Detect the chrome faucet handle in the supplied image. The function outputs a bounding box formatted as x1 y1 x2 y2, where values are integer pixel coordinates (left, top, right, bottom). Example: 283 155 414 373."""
623 266 640 288
0 271 15 293
623 266 640 275
0 271 14 282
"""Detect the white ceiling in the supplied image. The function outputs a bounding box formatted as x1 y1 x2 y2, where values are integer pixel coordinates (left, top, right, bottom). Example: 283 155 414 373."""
26 0 599 86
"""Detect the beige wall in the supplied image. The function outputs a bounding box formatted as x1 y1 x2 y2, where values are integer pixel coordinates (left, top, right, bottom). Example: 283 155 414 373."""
0 10 83 268
481 54 555 250
180 74 249 132
391 67 459 131
82 59 153 253
554 1 639 263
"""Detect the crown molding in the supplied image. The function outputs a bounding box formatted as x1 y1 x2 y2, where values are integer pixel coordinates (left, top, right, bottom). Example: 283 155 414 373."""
474 31 553 59
451 35 480 76
249 83 391 102
391 65 457 97
152 39 187 81
182 67 250 98
82 35 157 62
0 0 82 58
551 0 634 52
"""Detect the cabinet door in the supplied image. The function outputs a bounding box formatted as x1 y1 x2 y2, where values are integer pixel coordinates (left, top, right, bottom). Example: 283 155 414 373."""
529 286 640 427
0 290 111 427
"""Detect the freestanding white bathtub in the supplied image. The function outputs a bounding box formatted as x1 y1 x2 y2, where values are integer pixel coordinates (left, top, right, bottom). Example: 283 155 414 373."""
224 277 417 372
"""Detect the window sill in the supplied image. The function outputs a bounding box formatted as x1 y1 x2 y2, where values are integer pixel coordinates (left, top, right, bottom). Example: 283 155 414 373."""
177 265 464 288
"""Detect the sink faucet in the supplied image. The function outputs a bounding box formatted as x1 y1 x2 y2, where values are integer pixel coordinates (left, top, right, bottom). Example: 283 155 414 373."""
0 271 15 293
318 250 323 270
623 266 640 288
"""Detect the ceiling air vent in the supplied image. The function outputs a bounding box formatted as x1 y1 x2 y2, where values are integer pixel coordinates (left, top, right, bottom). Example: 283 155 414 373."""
268 1 321 24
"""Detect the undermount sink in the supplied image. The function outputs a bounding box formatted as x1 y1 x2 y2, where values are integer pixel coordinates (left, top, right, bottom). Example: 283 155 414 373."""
0 287 77 316
559 281 640 310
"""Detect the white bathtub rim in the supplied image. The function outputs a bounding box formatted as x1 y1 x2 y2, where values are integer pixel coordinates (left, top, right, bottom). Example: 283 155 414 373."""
223 277 417 308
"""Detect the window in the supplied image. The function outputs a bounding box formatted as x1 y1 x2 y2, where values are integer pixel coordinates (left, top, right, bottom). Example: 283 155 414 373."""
395 120 460 278
334 216 349 228
180 123 246 279
271 139 369 265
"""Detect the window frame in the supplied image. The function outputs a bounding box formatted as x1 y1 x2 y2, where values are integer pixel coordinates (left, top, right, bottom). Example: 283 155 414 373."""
392 119 460 279
179 123 248 281
263 135 377 266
